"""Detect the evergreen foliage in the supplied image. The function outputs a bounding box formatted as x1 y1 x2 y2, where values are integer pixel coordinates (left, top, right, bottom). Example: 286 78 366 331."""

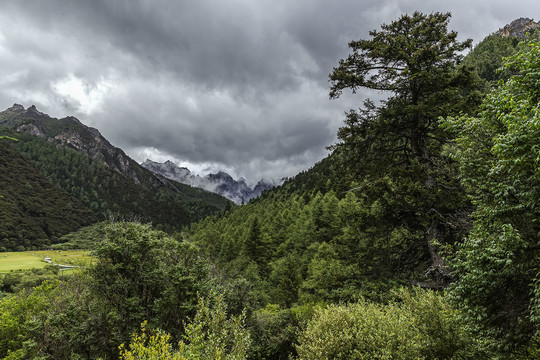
188 13 482 314
88 222 208 343
328 11 482 286
0 139 97 250
464 34 521 86
0 129 231 234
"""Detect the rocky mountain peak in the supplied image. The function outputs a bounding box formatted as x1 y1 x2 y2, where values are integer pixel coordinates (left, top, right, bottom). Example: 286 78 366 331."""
0 105 144 184
208 171 234 182
64 116 83 126
26 104 46 116
142 159 282 204
142 159 192 177
8 104 25 112
496 18 540 38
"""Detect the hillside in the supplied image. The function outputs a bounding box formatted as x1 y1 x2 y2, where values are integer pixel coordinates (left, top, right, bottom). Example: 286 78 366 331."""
0 104 154 185
464 17 540 85
185 14 539 358
0 106 232 231
188 15 536 301
0 138 97 250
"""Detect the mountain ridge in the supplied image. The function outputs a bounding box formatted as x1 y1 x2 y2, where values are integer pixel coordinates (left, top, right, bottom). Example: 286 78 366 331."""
0 104 232 202
1 104 150 186
141 159 283 204
0 105 232 231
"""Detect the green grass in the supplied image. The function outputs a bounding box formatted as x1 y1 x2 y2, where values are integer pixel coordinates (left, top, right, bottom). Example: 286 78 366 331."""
0 250 93 272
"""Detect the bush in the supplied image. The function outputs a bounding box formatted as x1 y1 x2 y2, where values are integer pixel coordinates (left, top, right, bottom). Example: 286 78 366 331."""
120 293 251 360
296 288 483 360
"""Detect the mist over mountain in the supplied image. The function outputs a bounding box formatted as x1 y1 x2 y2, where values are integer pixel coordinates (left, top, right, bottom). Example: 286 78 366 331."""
142 159 283 204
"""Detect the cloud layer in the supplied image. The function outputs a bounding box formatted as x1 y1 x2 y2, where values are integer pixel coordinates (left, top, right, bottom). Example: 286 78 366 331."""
0 0 537 181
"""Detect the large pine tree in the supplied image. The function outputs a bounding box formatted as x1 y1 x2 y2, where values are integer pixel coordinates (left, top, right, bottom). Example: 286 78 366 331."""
329 12 481 283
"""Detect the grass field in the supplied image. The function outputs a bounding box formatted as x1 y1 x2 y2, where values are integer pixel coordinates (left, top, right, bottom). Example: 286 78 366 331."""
0 250 93 273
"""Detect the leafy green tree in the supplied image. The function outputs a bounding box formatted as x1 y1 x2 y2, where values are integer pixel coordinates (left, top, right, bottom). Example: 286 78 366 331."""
181 293 250 359
243 217 264 265
309 192 340 245
444 36 540 354
328 11 481 283
300 242 356 303
248 304 300 360
329 11 479 161
120 322 183 360
89 221 208 344
0 283 54 359
0 278 115 360
120 293 250 360
268 253 302 307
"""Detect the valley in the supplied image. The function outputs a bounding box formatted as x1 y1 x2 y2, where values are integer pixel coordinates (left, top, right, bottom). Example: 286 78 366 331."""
0 11 539 360
0 250 92 272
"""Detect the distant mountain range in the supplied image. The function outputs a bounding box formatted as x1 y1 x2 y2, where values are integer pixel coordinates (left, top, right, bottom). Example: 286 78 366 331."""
0 104 280 205
142 159 284 204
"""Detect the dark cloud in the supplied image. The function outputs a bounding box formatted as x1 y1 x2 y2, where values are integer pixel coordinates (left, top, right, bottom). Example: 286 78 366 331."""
0 0 538 181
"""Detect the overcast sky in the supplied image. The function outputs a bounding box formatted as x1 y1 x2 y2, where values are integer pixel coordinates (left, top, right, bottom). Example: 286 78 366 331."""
0 1 538 182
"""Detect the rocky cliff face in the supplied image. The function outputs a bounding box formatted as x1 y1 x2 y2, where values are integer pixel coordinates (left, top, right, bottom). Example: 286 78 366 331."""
495 18 540 38
142 159 281 204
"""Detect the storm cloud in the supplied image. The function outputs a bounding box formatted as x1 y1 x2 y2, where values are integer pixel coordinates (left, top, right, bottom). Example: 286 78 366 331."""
0 0 538 181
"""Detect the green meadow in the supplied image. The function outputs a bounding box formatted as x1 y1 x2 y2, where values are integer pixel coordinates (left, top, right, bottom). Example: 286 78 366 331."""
0 250 92 272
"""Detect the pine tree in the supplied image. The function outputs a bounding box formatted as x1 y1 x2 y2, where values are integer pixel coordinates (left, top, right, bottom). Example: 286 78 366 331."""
329 12 481 282
243 217 263 264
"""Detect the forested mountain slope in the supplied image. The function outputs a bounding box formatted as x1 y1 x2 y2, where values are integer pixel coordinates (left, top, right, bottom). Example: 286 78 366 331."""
1 103 163 186
463 18 540 87
189 11 481 300
0 138 97 250
189 14 537 298
186 13 539 358
0 106 232 232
